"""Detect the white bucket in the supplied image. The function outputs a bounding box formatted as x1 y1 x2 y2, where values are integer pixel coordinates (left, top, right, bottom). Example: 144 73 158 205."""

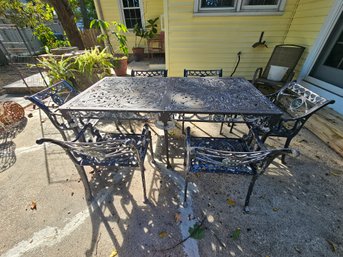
267 65 288 81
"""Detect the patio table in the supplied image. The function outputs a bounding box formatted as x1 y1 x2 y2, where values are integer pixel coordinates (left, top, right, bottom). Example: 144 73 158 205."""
59 77 283 168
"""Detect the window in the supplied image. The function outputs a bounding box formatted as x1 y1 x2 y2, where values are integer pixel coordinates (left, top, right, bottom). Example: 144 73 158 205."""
121 0 142 29
309 12 343 89
197 0 286 14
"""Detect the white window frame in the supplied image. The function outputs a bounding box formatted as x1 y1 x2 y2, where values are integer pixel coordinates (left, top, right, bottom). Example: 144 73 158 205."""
194 0 286 16
299 0 343 98
118 0 145 29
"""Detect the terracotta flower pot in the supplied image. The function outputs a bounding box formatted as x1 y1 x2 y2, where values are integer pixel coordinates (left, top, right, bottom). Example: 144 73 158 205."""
114 57 128 76
132 47 145 61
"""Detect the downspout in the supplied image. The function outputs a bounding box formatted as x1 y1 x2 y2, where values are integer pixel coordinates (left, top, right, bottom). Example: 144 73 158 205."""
93 0 105 20
282 0 301 44
93 0 114 54
163 0 169 75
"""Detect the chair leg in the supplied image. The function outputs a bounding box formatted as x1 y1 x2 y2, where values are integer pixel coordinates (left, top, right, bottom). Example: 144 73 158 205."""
229 115 237 133
129 120 134 133
244 174 258 212
139 163 148 203
282 137 293 164
219 122 224 135
149 132 156 164
115 121 120 131
183 149 187 166
183 175 189 205
75 165 93 201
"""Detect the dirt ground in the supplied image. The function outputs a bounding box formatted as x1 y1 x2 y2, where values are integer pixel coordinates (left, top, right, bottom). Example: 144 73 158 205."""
0 67 342 256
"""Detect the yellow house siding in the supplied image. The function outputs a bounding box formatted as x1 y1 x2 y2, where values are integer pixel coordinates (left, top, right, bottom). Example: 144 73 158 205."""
284 0 334 76
166 0 302 77
96 0 164 53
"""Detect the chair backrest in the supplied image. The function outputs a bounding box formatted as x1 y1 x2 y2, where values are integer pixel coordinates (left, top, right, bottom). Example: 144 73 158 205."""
36 124 150 167
261 44 305 82
37 137 139 166
274 81 335 119
185 127 295 174
131 69 168 77
25 80 78 138
184 69 223 77
147 32 165 53
25 80 78 115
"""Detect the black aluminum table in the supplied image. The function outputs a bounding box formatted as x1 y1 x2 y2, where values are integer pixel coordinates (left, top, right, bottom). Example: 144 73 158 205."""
59 77 283 168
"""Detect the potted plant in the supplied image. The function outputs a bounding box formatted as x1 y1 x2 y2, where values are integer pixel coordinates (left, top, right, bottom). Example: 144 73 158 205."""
111 22 129 76
132 23 147 61
90 19 129 76
74 47 114 89
132 17 159 61
36 47 115 91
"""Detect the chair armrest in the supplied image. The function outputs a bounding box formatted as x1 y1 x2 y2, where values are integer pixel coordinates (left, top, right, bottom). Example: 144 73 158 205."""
282 99 335 122
252 67 263 84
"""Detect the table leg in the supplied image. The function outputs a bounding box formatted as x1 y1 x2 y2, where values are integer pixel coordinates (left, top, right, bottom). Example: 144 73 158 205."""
160 112 172 169
163 128 171 169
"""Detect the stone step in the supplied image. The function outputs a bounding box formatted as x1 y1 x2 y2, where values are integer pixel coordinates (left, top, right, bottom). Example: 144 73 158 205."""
3 73 48 94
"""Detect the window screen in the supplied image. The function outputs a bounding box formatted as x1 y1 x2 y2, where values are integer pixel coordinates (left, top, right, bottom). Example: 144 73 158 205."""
122 0 142 29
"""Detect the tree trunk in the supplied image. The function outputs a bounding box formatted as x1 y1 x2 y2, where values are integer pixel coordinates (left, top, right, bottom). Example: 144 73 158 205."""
45 0 85 50
78 0 90 29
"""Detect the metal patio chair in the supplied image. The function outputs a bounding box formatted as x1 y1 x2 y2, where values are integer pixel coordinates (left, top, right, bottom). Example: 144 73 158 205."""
184 69 223 77
179 68 224 133
131 69 168 77
252 44 305 90
25 80 81 140
246 81 335 163
36 124 155 202
183 127 297 212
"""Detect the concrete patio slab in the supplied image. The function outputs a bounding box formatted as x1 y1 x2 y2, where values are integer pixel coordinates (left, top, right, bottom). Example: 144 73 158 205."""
0 103 342 257
0 66 342 256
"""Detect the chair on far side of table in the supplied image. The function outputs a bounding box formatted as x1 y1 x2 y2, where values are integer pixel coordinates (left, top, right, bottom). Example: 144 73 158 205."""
252 44 305 91
184 127 298 212
184 68 223 78
179 68 223 133
131 69 168 77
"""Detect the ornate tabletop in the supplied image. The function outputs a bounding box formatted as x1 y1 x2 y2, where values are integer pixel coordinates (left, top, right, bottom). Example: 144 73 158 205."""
59 77 282 117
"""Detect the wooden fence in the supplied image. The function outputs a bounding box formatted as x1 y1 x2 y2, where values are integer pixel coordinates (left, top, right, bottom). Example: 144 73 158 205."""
80 29 103 49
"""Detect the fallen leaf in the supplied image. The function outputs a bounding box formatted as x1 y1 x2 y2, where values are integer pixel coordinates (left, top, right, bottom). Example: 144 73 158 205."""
226 197 236 206
326 239 336 252
272 207 279 212
189 224 205 240
175 212 181 223
231 228 241 240
109 250 118 257
159 231 168 238
329 171 341 176
294 246 301 253
30 201 37 210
